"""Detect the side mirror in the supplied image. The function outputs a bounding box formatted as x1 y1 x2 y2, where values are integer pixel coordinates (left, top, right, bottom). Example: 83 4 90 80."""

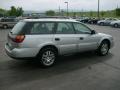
91 30 96 35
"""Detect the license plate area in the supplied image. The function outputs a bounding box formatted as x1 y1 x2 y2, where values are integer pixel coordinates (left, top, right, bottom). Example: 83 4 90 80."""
6 43 13 50
7 37 17 50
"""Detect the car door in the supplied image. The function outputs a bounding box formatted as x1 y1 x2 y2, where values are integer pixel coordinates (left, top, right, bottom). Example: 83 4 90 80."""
105 19 113 25
118 21 120 26
54 22 78 55
73 23 98 52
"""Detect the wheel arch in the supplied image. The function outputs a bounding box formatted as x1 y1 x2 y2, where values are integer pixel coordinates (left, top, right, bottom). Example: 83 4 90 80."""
99 39 111 49
114 23 119 27
36 44 59 57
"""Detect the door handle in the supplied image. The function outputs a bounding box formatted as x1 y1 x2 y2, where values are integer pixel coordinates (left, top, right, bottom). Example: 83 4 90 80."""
79 37 84 40
55 38 60 41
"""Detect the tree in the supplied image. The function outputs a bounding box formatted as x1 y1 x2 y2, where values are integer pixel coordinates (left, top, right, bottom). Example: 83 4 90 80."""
101 11 105 17
0 8 6 13
46 10 55 16
73 12 76 18
90 11 93 17
9 6 17 16
16 7 24 16
116 8 120 17
8 6 24 16
0 8 7 17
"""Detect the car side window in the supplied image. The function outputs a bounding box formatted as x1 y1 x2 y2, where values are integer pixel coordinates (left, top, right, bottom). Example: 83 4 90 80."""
4 19 14 22
9 19 15 22
56 23 75 34
30 22 55 34
73 23 91 34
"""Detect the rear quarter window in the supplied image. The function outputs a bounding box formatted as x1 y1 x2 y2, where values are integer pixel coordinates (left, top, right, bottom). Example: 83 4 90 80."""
11 21 26 35
30 22 55 34
11 22 56 35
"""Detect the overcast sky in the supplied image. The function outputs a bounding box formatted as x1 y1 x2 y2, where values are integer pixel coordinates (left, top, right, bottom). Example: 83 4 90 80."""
0 0 120 11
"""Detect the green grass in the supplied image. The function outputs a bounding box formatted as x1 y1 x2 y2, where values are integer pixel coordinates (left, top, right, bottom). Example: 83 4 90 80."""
63 10 120 18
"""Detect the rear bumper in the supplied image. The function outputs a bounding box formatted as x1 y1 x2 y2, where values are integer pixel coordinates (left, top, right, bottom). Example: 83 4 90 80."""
5 43 39 59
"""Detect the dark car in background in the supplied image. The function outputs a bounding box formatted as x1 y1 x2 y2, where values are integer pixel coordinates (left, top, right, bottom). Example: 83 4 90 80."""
0 18 18 29
79 17 91 23
88 18 100 24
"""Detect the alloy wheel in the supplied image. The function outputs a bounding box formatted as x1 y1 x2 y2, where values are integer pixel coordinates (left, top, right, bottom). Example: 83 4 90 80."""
41 50 55 66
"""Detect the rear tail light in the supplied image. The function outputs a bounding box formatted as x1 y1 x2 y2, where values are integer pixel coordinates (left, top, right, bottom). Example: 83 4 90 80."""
10 35 25 43
14 35 25 43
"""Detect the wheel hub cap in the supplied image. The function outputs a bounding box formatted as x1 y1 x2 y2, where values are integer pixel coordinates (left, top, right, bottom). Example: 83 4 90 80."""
42 51 55 65
101 44 108 54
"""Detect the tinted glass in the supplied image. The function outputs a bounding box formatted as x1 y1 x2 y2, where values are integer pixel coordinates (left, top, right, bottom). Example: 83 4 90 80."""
30 22 55 34
11 22 55 35
11 21 26 35
73 23 91 34
56 23 74 34
1 18 15 22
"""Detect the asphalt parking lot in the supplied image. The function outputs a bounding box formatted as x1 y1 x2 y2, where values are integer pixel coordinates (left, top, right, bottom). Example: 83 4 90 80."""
0 25 120 90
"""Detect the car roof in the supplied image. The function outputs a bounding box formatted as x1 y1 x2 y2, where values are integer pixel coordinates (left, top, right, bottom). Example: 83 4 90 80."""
22 18 78 23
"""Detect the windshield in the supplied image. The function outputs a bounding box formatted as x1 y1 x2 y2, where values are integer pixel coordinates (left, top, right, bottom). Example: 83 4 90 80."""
11 21 26 35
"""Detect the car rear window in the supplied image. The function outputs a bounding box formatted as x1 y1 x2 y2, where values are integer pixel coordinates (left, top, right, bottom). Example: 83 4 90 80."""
11 21 26 35
11 22 55 35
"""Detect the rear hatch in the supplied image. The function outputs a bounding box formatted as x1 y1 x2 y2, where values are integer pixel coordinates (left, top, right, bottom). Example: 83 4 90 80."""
7 21 26 50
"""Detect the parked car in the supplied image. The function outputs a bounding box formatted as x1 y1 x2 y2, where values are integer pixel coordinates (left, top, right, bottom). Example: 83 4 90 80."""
79 17 91 23
110 20 120 28
97 18 118 26
0 18 18 29
5 19 114 67
88 18 99 24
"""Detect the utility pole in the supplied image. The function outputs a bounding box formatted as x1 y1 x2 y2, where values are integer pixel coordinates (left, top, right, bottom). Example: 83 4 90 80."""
59 6 61 15
65 2 68 17
98 0 100 19
117 4 118 9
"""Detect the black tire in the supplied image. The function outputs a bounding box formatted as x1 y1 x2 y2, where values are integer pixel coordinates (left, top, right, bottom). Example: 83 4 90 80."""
37 47 57 67
96 41 110 56
100 22 104 26
91 21 94 24
3 25 8 29
114 23 118 28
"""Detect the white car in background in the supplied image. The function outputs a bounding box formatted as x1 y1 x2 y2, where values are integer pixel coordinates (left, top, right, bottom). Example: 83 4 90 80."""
0 18 18 29
97 18 118 26
110 20 120 28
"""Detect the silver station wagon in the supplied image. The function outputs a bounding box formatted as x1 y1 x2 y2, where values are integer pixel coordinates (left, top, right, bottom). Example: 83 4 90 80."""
5 19 114 67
